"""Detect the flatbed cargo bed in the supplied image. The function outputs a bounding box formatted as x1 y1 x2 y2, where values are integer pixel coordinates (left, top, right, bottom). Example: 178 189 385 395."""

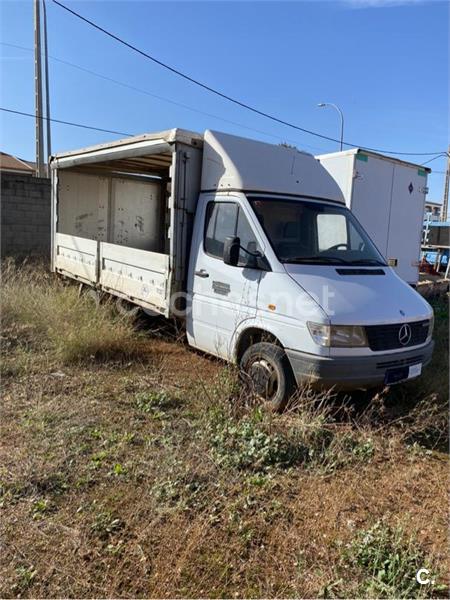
50 129 203 316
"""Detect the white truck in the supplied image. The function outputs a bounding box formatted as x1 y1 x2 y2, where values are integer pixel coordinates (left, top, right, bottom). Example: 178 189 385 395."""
316 149 431 286
50 129 434 410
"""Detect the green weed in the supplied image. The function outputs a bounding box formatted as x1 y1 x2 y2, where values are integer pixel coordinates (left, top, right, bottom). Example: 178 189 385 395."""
13 565 37 594
90 510 124 541
343 520 436 598
135 390 180 418
205 394 376 474
207 406 306 471
31 498 51 519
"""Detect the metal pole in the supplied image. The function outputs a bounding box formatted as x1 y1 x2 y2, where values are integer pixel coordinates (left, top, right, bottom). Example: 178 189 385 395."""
441 146 450 222
336 105 344 152
34 0 45 177
317 102 345 151
42 0 52 175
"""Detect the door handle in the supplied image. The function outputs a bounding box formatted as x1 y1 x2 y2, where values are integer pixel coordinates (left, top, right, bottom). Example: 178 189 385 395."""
195 269 209 278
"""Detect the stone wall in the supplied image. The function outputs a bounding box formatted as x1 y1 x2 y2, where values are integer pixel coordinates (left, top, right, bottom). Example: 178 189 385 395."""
1 172 51 257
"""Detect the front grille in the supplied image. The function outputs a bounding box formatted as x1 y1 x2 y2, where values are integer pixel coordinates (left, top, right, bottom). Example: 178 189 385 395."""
365 320 429 352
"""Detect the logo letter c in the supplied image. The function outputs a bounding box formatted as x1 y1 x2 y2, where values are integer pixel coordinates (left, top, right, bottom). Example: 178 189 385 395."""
416 568 430 585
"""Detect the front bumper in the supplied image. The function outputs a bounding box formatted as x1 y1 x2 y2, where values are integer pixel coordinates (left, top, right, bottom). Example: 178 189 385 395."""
286 340 434 390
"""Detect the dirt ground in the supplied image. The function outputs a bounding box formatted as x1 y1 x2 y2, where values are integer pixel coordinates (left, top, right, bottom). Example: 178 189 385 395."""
1 269 449 598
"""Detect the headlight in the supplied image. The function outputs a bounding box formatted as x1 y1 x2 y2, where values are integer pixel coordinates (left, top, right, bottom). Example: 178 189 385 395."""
307 322 368 347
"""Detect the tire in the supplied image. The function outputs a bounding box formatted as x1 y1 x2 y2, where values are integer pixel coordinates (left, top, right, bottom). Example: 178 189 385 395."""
115 297 141 318
240 342 295 412
85 287 101 307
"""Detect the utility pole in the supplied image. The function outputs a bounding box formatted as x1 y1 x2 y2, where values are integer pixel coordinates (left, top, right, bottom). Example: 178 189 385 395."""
42 0 51 172
34 0 45 177
441 145 450 222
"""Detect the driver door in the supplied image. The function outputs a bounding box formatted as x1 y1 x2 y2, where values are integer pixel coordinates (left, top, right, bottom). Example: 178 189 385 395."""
188 197 263 359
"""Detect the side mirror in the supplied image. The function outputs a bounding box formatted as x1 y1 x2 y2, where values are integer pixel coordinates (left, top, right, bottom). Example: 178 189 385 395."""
223 236 240 266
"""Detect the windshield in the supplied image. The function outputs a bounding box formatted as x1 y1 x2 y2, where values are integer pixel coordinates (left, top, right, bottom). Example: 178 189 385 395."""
249 197 387 266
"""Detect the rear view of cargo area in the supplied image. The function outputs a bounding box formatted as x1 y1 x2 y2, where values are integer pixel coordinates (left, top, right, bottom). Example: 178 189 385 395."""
51 130 202 316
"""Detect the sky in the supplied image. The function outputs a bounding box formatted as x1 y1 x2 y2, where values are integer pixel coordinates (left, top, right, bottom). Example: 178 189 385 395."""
0 0 448 201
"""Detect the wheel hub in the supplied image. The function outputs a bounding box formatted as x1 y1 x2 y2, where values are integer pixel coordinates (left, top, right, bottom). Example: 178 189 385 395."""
248 358 278 401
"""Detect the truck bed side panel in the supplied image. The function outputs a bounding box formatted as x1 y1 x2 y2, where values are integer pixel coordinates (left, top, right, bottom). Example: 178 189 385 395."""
54 232 98 284
99 242 169 312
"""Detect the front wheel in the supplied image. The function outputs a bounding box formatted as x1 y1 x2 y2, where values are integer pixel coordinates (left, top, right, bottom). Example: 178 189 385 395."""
240 342 295 412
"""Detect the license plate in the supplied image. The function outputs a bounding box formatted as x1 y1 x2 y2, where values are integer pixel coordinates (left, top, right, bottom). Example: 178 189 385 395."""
384 363 422 385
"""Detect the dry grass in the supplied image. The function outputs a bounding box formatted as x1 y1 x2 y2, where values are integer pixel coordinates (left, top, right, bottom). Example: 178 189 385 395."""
0 262 448 598
1 259 144 366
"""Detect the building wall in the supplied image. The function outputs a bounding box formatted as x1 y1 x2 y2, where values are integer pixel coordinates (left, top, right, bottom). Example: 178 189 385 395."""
1 172 51 257
424 203 442 221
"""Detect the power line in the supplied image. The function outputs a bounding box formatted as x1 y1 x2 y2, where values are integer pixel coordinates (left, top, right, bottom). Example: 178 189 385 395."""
0 107 132 136
421 153 449 166
50 0 445 158
3 107 447 180
0 41 327 154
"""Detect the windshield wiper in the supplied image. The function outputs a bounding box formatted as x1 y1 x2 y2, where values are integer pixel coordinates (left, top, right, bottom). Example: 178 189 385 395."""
346 258 387 266
284 256 349 265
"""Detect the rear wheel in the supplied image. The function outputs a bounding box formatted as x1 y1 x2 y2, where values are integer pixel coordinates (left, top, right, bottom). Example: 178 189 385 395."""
240 342 295 412
84 287 102 307
115 297 141 318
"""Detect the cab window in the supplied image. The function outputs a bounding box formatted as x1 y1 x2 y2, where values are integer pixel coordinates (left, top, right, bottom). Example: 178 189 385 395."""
204 202 260 266
317 213 347 251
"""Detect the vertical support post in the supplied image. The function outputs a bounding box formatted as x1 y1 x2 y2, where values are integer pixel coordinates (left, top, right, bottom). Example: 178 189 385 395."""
34 0 45 177
441 146 449 222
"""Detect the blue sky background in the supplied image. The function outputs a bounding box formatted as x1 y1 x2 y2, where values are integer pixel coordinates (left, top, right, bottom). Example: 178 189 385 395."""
0 0 448 200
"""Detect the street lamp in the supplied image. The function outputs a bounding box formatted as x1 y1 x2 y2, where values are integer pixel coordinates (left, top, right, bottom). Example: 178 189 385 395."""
318 102 344 151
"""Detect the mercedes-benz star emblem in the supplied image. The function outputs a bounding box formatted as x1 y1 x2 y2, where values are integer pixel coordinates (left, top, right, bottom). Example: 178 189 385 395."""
399 323 412 346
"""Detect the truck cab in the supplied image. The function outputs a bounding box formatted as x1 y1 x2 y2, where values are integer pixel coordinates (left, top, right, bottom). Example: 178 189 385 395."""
187 132 434 409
